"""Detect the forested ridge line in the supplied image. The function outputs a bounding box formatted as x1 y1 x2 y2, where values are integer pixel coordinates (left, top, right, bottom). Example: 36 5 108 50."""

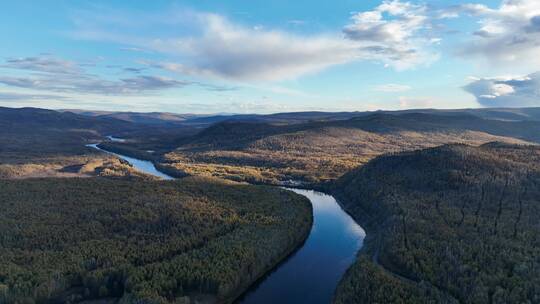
0 176 312 304
331 142 540 304
105 113 534 187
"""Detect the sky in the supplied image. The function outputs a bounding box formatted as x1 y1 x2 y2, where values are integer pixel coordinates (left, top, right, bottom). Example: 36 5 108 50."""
1 0 540 114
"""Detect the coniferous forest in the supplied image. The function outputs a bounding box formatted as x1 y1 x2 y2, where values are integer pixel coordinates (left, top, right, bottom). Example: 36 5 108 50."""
332 143 540 303
2 107 540 303
0 177 312 303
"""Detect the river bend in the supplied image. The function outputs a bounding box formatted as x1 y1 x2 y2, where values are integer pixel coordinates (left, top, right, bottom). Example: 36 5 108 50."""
88 142 365 304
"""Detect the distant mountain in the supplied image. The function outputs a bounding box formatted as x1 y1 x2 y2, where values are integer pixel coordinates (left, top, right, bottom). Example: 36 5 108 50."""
62 109 205 125
4 106 540 182
61 107 540 129
2 107 134 131
332 143 540 304
0 107 136 162
153 112 536 185
396 107 540 122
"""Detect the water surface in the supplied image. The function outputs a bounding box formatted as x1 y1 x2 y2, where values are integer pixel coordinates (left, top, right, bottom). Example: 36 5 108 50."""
88 144 366 303
106 135 126 142
237 189 365 304
86 143 174 180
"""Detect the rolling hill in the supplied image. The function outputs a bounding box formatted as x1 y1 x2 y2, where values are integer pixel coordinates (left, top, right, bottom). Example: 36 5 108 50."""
332 143 540 303
66 107 540 127
0 107 153 178
0 176 312 304
145 112 537 185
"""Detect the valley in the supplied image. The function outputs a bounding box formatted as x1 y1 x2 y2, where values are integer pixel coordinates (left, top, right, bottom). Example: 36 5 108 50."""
90 141 367 304
104 112 538 186
332 143 540 303
1 106 540 304
4 1 540 302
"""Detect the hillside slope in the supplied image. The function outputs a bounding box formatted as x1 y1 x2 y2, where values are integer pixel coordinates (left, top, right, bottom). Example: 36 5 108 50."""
0 107 196 179
0 107 136 159
155 113 535 185
332 143 540 303
0 176 312 304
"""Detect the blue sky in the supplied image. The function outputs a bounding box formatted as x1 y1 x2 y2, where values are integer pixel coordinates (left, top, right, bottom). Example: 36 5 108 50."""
1 0 540 113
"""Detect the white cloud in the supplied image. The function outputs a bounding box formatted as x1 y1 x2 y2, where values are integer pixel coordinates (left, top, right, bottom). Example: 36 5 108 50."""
0 92 70 102
451 0 540 70
0 54 235 95
1 56 83 74
374 83 412 92
0 73 190 95
70 3 440 82
464 72 540 107
138 13 358 81
343 0 440 70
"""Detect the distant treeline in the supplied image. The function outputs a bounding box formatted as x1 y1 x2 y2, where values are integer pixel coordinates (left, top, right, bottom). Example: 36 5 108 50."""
0 177 312 304
332 143 540 303
145 113 535 187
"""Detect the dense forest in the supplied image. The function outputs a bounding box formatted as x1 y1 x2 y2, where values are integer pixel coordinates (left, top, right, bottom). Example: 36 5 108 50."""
4 106 540 303
0 176 312 303
3 107 540 183
0 107 193 179
332 143 540 303
145 113 535 186
0 107 134 179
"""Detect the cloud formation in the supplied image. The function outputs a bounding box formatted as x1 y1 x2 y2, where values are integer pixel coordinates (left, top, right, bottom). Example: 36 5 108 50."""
449 0 540 69
343 0 439 70
1 56 83 74
71 2 440 82
0 92 69 101
0 55 237 95
0 73 190 95
139 13 358 81
464 72 540 107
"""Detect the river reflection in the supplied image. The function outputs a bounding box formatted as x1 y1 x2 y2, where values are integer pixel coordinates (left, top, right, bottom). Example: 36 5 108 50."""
237 189 365 304
87 144 365 304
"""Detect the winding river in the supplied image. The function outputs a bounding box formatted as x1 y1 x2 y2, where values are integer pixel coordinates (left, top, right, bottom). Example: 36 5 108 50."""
88 142 366 304
86 144 174 180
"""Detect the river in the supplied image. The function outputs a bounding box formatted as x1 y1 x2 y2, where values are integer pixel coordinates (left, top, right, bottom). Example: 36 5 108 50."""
88 142 365 304
86 144 174 180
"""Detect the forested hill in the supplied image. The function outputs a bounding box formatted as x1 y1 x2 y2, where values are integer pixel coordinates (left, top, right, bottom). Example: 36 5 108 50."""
0 107 135 159
332 143 540 303
0 107 135 134
185 113 540 148
0 176 312 304
0 107 197 178
153 112 533 185
69 107 540 126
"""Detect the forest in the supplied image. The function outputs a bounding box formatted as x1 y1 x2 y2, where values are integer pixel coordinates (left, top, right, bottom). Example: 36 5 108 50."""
3 107 540 303
105 112 537 187
332 143 540 303
0 176 312 304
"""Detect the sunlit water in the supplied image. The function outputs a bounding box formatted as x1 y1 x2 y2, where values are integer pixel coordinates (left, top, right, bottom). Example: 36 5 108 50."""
106 135 126 142
86 143 174 180
87 142 366 304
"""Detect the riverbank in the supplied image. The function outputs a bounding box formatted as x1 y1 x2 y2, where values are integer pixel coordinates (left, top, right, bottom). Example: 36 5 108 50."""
89 143 366 304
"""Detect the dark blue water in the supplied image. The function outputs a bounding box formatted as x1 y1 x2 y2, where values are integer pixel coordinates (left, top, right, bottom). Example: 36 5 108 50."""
89 143 366 304
237 189 365 304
